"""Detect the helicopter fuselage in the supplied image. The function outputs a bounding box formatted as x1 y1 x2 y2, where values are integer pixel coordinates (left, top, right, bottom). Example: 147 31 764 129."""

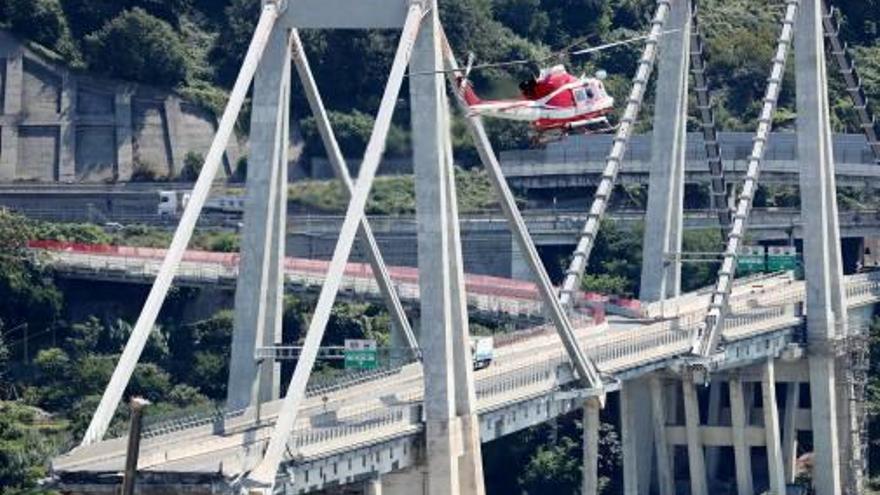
458 66 615 142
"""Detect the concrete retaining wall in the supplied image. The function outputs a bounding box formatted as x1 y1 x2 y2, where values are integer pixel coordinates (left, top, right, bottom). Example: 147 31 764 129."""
0 31 241 183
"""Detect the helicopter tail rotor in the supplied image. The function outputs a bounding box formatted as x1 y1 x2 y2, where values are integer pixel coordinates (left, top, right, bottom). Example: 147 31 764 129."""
464 52 476 81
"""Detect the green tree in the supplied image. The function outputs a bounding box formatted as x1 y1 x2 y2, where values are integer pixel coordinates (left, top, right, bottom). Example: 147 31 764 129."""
1 0 81 63
84 8 190 86
493 0 550 40
0 325 9 399
301 110 409 158
210 0 260 87
0 402 57 493
179 151 204 182
519 436 582 494
0 211 63 342
540 0 611 46
62 0 192 38
175 311 234 399
681 229 724 292
576 219 643 296
581 273 633 297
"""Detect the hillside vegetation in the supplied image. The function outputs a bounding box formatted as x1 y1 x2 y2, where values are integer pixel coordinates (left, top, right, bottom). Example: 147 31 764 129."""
2 0 877 161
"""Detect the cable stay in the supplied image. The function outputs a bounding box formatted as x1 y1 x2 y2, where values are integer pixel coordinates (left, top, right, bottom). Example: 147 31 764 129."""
822 1 880 163
693 0 800 358
557 0 674 310
689 0 730 232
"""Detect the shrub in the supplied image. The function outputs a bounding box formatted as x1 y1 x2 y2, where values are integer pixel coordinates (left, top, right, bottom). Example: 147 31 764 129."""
179 151 204 182
84 8 189 86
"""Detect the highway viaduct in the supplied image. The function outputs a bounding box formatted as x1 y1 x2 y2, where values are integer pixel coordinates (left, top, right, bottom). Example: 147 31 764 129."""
47 0 880 494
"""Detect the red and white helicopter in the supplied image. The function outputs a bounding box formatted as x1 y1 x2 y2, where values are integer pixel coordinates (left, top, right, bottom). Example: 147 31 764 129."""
457 65 614 144
446 31 677 145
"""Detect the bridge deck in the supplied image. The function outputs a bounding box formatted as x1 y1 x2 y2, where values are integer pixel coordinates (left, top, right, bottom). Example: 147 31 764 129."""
51 271 880 493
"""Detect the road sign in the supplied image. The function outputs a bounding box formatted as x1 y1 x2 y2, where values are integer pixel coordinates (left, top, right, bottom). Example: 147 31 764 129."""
767 246 798 272
344 339 378 371
737 245 766 275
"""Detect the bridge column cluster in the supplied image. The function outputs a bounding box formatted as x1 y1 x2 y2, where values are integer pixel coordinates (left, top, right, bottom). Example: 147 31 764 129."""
630 361 829 494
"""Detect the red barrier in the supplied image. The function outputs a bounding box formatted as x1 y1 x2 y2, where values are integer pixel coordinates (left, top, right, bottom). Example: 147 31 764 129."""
28 240 640 316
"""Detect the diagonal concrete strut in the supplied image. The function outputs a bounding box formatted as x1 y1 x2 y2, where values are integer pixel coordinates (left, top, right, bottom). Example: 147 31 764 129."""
441 33 603 392
81 1 284 446
289 30 420 360
557 0 672 310
694 0 799 357
242 4 425 490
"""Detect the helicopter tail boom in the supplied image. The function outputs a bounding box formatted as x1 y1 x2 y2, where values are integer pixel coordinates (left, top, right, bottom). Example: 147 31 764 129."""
457 78 483 106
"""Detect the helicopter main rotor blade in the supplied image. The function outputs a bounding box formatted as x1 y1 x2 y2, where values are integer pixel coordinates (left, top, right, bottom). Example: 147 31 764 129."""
408 29 679 77
571 29 680 56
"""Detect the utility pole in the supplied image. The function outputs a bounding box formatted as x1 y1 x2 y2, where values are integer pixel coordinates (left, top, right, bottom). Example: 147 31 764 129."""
121 397 150 495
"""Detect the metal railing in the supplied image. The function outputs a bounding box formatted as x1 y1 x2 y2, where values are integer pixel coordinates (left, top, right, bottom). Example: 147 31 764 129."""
40 250 546 319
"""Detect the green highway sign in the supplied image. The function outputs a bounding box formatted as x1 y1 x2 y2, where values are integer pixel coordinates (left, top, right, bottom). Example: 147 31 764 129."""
737 245 766 275
344 339 378 371
767 246 798 272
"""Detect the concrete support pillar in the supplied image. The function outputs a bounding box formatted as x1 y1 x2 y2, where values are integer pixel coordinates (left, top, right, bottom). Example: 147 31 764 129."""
365 475 383 495
59 71 76 182
0 55 23 180
4 55 22 114
650 377 675 495
0 125 17 181
808 357 842 494
621 379 653 495
762 360 786 494
796 0 847 493
782 382 800 483
682 374 708 495
411 4 484 494
509 234 532 282
444 68 484 495
582 398 601 495
227 24 291 410
383 466 427 495
115 89 134 181
264 64 290 403
729 375 754 495
640 0 690 301
705 382 723 480
164 98 184 176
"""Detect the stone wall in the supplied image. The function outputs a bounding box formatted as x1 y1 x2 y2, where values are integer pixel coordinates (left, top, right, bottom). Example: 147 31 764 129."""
0 31 241 183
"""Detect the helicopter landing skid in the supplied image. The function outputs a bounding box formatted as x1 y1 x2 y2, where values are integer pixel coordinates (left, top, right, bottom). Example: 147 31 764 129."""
529 120 618 147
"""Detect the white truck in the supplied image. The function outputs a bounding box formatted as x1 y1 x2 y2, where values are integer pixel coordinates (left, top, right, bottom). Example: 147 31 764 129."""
470 336 494 370
157 190 192 217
